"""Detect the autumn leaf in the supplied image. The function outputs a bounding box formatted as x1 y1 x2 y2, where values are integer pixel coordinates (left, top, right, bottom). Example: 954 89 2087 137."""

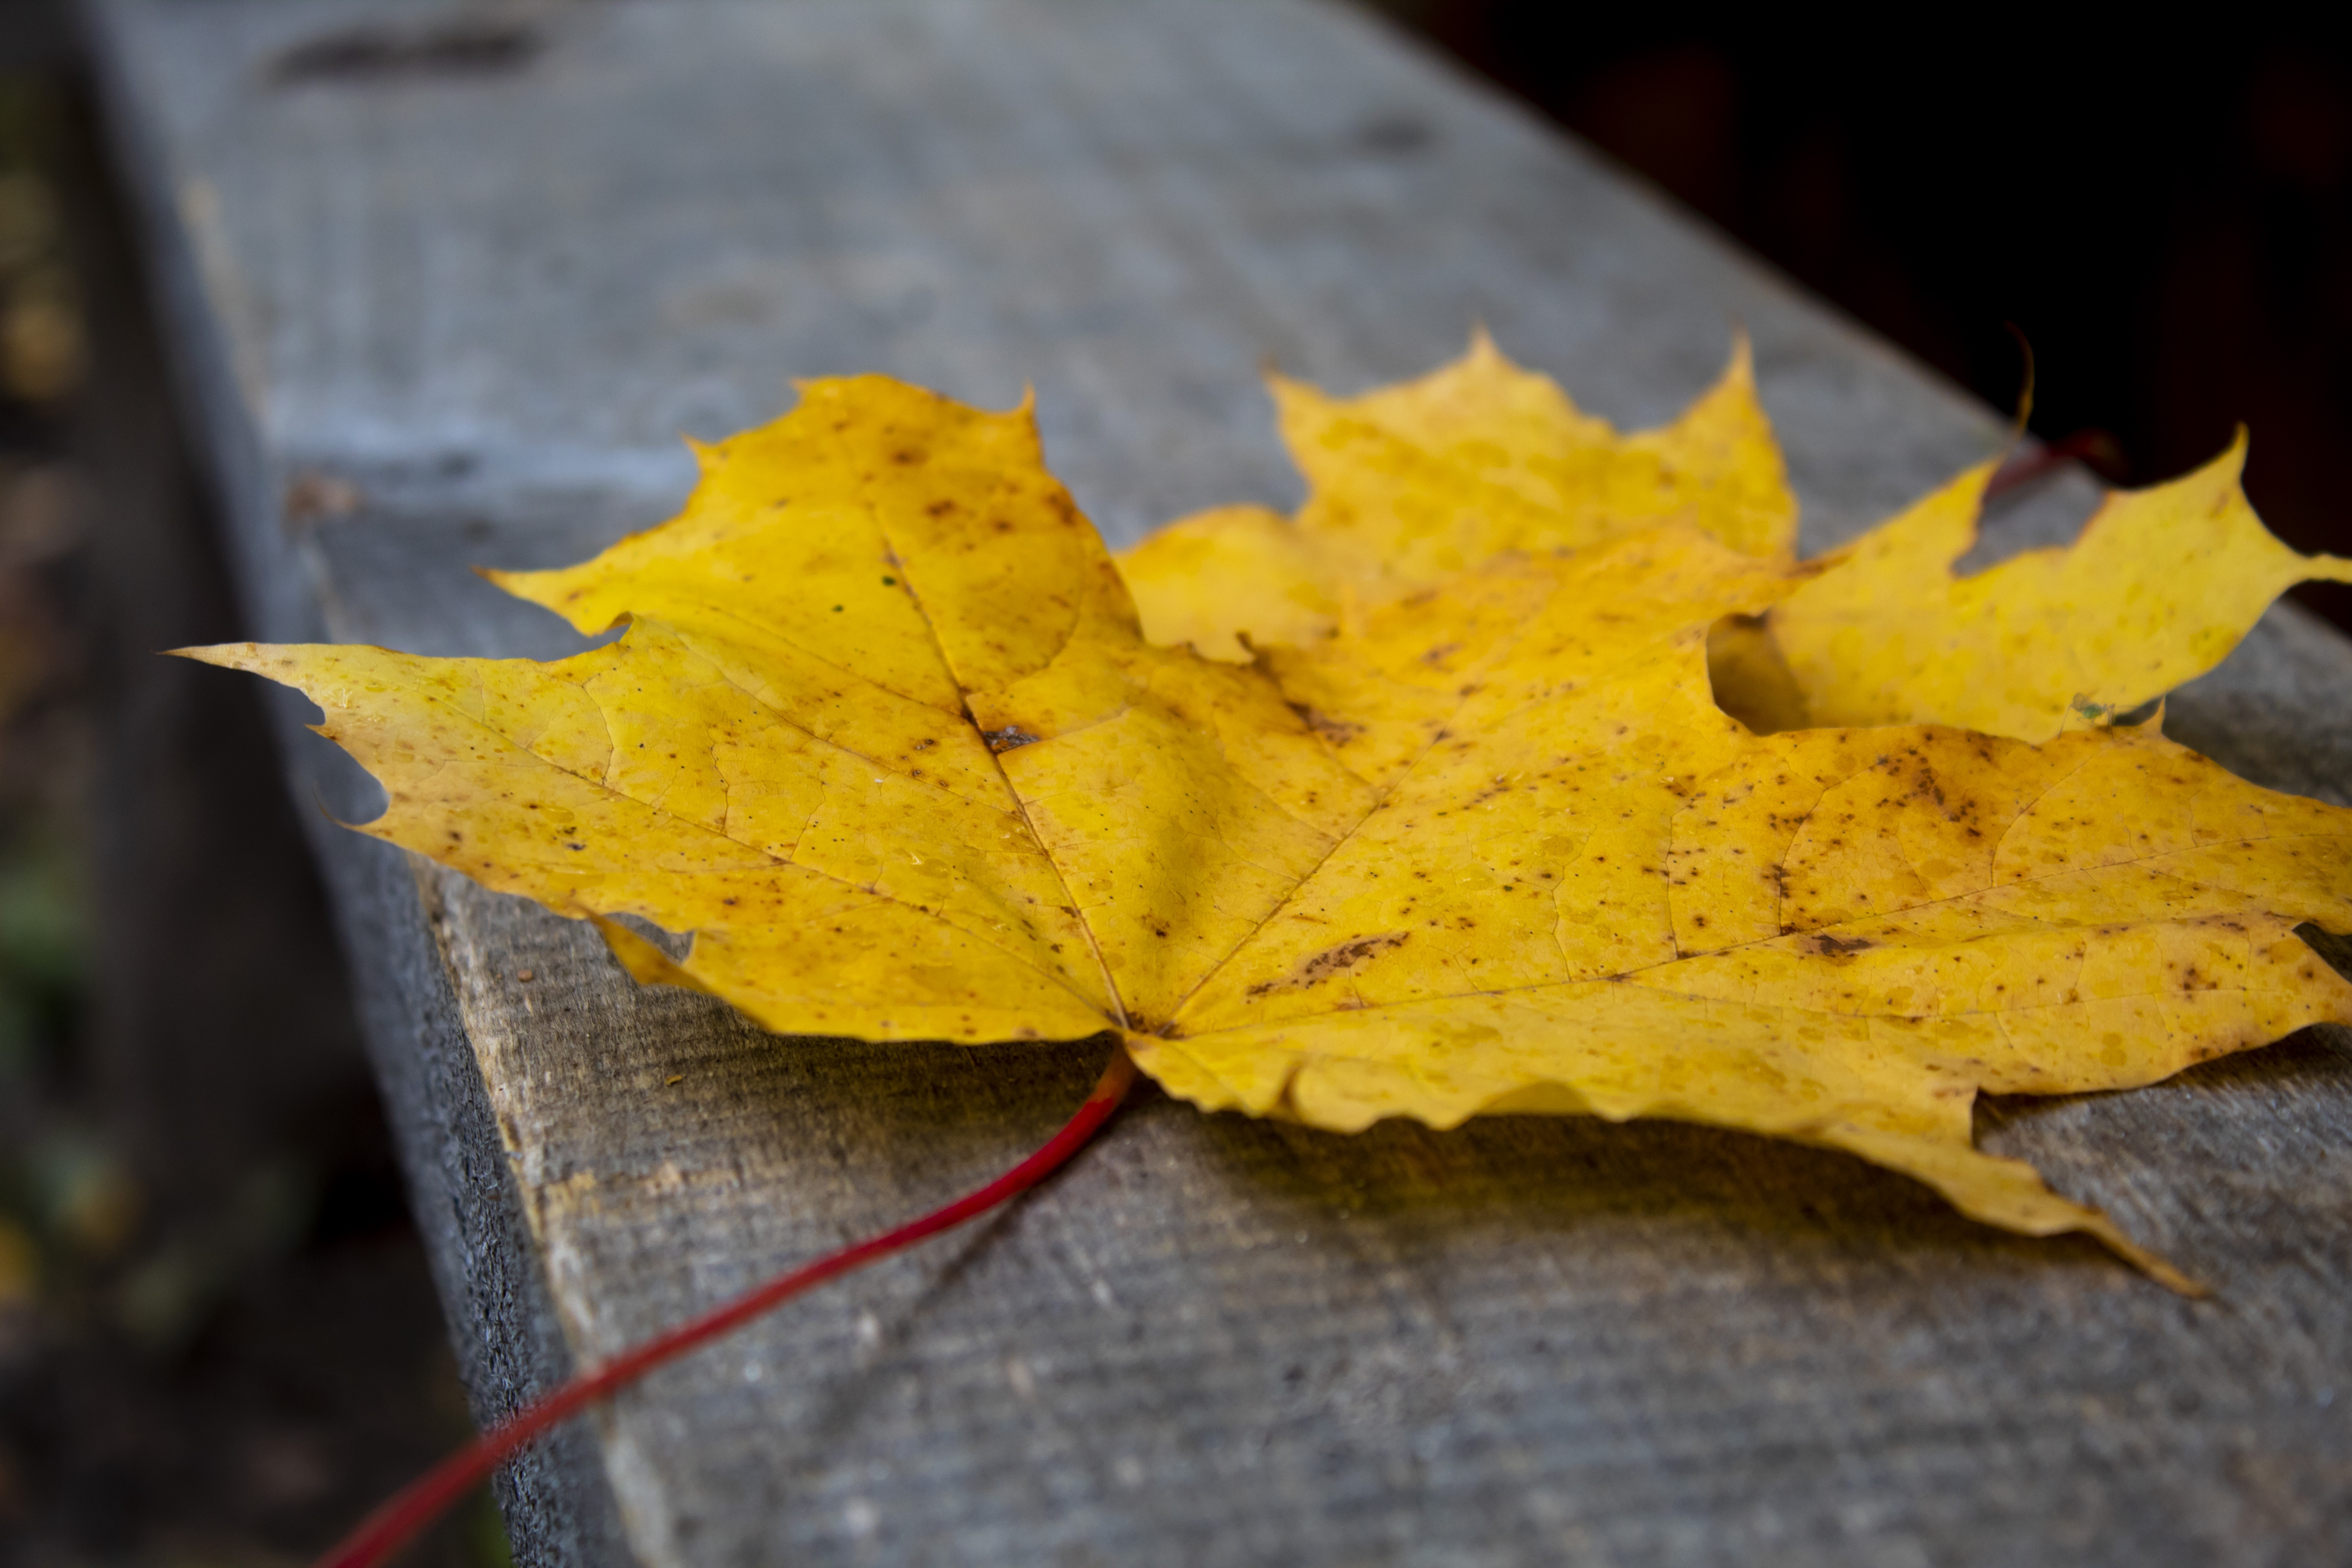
1125 336 2352 746
189 364 2352 1290
1758 439 2352 740
1120 333 1795 661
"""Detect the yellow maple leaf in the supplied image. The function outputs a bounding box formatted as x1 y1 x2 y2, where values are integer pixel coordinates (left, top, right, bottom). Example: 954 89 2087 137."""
190 369 2352 1291
1124 338 2352 749
1759 439 2352 740
1121 333 1794 661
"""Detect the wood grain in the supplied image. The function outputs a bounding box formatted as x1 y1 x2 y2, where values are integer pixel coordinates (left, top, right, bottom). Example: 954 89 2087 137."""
86 1 2352 1563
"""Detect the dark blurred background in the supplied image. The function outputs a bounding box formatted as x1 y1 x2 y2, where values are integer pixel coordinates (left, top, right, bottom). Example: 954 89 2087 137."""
1370 2 2352 630
4 4 2351 1566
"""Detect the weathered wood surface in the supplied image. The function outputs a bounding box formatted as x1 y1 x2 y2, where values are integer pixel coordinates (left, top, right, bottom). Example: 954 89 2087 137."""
86 1 2352 1563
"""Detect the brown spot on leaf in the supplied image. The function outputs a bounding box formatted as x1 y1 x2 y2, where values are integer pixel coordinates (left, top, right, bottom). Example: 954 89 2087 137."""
1246 932 1411 997
1802 933 1875 957
1287 702 1364 745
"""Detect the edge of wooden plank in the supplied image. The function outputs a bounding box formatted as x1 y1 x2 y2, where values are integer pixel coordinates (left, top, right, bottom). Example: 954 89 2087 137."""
74 2 636 1562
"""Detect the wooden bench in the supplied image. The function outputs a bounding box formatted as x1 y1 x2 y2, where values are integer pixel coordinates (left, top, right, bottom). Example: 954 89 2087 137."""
85 2 2352 1563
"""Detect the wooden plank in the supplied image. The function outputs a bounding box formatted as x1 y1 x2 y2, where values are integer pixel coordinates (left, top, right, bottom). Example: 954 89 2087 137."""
86 2 2352 1564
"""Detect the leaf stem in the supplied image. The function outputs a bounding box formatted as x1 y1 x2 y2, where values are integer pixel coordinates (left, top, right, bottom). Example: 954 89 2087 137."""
314 1045 1140 1568
1984 428 2124 498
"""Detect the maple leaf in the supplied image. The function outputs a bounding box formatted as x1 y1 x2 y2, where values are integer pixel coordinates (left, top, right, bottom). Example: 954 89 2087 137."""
190 364 2352 1290
1122 337 2352 746
1757 441 2352 740
1121 333 1795 662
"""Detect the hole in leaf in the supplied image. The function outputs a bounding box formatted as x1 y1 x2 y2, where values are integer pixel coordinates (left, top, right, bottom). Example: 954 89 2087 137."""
1705 612 1806 733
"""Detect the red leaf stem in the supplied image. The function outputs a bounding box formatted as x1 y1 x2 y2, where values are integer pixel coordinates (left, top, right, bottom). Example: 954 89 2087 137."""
1985 428 2126 499
315 1045 1139 1568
